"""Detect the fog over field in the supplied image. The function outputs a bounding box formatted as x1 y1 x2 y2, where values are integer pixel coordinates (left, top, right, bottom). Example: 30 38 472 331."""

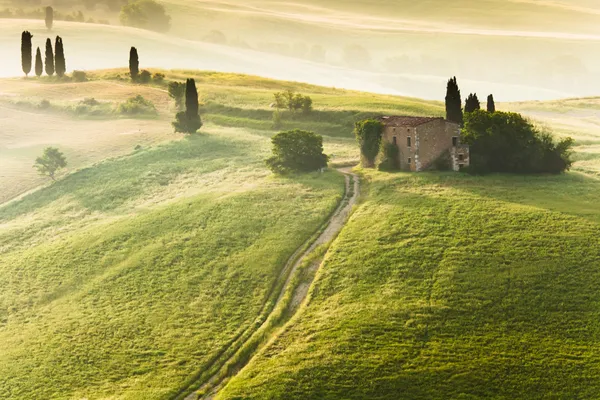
1 0 600 100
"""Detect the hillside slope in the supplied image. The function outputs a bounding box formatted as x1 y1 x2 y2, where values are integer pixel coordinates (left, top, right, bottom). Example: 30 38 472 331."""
218 171 600 399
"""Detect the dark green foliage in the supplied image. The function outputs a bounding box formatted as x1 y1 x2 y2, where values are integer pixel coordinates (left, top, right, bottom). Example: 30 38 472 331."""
354 119 383 167
432 150 453 171
45 6 53 30
116 95 157 115
266 130 328 174
34 47 43 77
445 76 463 125
462 110 573 174
54 36 66 78
72 70 87 82
44 38 54 77
34 147 67 181
139 70 151 84
153 72 165 82
172 79 202 133
378 142 399 171
487 94 496 112
21 31 33 77
168 81 186 109
273 90 313 114
129 47 139 80
465 93 481 113
120 0 171 32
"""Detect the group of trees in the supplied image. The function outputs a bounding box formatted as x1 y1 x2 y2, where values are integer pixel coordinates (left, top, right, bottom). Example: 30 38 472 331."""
120 0 171 33
21 31 66 78
273 90 313 114
445 77 496 125
172 79 202 134
266 130 328 174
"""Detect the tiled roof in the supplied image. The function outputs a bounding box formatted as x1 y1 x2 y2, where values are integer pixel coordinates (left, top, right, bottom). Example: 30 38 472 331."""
380 116 444 127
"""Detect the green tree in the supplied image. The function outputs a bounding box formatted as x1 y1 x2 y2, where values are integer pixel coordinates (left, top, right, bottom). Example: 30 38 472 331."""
172 78 202 134
168 81 185 109
35 47 43 77
45 38 55 76
45 6 54 30
462 110 573 174
487 94 496 112
465 93 481 113
266 130 328 173
354 119 383 168
34 147 67 181
445 76 463 125
55 36 66 78
129 47 139 81
21 31 33 77
120 0 171 33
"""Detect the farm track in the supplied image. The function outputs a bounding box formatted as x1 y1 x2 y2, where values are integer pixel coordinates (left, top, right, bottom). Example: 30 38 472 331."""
178 168 360 400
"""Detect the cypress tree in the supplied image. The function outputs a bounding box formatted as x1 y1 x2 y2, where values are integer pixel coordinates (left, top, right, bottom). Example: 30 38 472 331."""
129 47 139 81
487 94 496 113
45 38 54 77
21 31 33 77
465 93 481 113
445 76 463 125
45 6 54 31
35 47 43 77
55 36 66 78
173 78 202 133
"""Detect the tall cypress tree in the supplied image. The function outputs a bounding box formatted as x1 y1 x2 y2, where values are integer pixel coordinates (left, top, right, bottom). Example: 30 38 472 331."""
129 47 139 81
45 38 55 76
487 94 496 113
55 36 66 78
465 93 481 113
173 78 202 133
45 6 54 31
35 47 43 77
21 31 33 77
445 76 463 125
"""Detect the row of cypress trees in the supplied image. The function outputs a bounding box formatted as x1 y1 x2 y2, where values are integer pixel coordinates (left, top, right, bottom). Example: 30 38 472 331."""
445 76 496 124
21 31 66 78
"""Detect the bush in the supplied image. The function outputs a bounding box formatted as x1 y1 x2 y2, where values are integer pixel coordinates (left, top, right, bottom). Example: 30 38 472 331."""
462 110 573 174
39 99 51 109
81 97 99 106
378 142 399 171
432 150 452 171
153 72 165 83
117 95 157 115
120 0 171 32
168 81 186 110
138 70 152 84
266 130 328 174
172 111 202 134
354 119 383 168
72 70 87 82
273 90 313 114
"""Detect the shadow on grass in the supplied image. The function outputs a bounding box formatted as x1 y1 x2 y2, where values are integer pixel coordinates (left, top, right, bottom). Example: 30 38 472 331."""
0 134 258 221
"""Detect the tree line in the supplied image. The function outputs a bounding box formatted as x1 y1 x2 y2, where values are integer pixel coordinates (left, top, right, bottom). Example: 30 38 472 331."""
21 31 66 78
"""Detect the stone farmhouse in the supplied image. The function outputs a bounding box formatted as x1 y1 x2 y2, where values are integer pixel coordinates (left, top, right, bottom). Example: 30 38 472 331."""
380 116 470 172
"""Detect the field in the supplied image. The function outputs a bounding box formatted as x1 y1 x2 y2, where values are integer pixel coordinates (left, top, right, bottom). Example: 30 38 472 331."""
218 170 600 399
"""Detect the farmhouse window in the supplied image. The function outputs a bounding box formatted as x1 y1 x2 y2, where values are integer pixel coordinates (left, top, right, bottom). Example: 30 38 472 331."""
408 158 412 164
459 154 464 161
407 137 412 147
393 136 397 145
452 137 458 146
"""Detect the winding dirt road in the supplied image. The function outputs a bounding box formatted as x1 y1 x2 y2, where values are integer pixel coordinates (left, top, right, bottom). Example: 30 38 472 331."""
179 168 359 400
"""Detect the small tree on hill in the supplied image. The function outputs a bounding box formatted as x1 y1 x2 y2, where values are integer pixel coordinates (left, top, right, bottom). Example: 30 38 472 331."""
172 78 202 133
445 76 463 125
45 6 54 30
168 81 185 109
465 93 481 113
35 47 43 77
21 31 33 77
487 94 496 113
34 147 67 181
45 38 55 77
55 36 66 78
354 119 383 168
266 130 328 174
129 47 139 81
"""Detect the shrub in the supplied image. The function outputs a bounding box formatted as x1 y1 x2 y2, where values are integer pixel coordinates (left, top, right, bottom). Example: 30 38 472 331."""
153 72 165 83
168 81 185 109
117 95 157 115
39 99 51 109
462 110 573 174
378 142 399 171
138 70 152 84
72 70 88 82
120 0 171 32
172 111 202 134
273 90 313 114
266 130 328 174
432 150 452 171
81 97 99 106
354 119 383 168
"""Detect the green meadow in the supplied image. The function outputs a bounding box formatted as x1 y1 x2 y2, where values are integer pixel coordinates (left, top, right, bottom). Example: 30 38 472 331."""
218 171 600 399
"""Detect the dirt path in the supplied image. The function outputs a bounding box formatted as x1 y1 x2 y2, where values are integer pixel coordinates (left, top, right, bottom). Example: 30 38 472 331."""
179 168 359 400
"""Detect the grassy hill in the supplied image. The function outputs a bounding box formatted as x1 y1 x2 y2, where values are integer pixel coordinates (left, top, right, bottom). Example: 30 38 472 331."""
217 170 600 399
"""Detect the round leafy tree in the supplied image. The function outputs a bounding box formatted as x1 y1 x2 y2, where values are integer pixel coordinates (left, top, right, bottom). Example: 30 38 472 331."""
266 130 328 174
354 119 383 168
